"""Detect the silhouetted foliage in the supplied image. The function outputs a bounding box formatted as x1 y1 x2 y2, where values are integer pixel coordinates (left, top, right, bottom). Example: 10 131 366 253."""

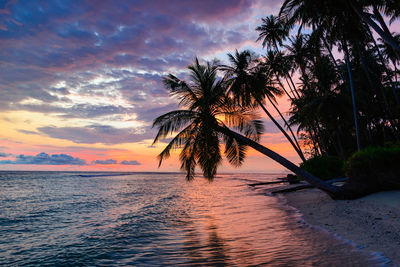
300 155 344 180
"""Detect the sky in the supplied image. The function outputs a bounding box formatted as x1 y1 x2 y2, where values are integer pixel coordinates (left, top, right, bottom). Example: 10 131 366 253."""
1 0 397 173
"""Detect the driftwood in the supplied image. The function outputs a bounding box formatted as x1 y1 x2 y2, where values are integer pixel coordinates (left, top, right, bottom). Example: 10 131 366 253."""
325 177 348 184
248 176 350 195
248 181 285 187
267 177 350 195
271 184 313 194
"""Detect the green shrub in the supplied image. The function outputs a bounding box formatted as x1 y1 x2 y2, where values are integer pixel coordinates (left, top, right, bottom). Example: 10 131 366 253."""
344 146 400 189
300 155 344 180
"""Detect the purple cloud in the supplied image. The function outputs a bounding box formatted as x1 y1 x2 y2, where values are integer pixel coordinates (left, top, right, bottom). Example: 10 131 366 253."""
0 152 87 165
0 152 10 157
38 125 154 144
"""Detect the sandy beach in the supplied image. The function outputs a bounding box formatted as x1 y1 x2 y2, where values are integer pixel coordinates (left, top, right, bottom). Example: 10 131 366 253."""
282 188 400 266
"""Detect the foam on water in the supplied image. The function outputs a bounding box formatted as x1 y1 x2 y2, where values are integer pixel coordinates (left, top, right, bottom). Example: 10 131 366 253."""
0 171 390 266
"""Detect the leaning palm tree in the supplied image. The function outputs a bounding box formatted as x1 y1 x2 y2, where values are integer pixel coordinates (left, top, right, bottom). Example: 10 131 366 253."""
153 58 264 180
153 58 345 197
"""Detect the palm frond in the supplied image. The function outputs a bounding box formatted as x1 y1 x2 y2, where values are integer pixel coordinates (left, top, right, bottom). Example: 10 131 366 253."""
223 134 247 167
157 123 197 167
152 110 198 144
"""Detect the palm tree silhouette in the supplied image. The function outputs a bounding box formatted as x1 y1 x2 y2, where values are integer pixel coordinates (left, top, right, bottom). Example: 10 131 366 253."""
153 58 263 180
153 58 341 195
220 49 305 162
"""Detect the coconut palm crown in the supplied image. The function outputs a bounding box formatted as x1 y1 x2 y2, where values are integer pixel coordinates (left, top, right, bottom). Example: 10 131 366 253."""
152 58 263 181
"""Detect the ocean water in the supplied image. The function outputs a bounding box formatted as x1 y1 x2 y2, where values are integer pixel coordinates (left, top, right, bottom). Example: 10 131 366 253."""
0 171 389 266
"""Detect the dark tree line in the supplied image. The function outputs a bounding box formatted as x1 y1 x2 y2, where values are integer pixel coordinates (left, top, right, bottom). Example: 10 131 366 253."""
153 0 400 199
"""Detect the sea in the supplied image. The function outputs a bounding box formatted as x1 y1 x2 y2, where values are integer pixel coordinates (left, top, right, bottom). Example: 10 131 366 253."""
0 171 391 266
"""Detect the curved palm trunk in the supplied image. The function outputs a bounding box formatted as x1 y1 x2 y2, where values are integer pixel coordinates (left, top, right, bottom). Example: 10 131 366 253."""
315 123 329 156
255 97 306 162
343 41 361 151
286 74 301 98
284 77 299 99
216 125 340 194
276 74 295 101
266 94 303 155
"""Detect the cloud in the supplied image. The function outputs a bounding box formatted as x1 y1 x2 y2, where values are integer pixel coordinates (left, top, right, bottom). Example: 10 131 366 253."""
92 159 117 164
120 160 141 165
17 129 40 135
38 124 154 144
0 0 267 118
0 152 10 157
0 152 87 165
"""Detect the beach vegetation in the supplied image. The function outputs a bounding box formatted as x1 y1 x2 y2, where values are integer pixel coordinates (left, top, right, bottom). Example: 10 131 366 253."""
345 146 400 190
300 155 344 181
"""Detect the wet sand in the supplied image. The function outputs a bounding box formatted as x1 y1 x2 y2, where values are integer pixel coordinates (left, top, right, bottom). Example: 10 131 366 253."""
283 188 400 266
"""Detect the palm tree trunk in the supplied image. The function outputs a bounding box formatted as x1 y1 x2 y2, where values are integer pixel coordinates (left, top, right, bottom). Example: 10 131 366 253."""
284 77 299 99
217 125 380 200
343 41 361 151
336 129 346 161
266 94 303 155
315 123 329 156
349 2 400 53
287 74 301 98
275 74 295 101
309 129 320 156
216 125 340 193
255 97 306 162
272 43 301 98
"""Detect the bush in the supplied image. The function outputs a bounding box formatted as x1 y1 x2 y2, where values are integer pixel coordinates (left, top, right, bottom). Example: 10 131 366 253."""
300 155 344 180
344 146 400 189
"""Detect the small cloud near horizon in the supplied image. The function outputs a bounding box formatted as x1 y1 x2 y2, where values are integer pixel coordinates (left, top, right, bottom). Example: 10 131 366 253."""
120 160 141 165
92 159 117 165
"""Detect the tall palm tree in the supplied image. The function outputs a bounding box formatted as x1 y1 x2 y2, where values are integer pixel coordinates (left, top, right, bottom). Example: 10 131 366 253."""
153 58 341 195
264 50 299 100
256 15 299 95
220 50 305 162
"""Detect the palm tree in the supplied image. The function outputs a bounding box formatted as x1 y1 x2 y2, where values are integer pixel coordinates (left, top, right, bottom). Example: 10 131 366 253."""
264 50 299 100
220 50 305 162
153 58 342 195
152 58 263 180
256 15 299 95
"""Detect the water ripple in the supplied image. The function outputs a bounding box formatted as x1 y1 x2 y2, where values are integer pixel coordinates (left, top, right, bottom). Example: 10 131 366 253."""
0 171 388 266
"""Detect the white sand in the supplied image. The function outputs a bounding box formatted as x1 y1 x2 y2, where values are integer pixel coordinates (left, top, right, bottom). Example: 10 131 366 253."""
283 188 400 266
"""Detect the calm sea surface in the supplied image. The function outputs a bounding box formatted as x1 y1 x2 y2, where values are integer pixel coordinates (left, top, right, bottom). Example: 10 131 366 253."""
0 171 389 266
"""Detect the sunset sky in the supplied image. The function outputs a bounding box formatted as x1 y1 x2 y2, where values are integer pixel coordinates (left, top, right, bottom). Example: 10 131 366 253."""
1 0 398 173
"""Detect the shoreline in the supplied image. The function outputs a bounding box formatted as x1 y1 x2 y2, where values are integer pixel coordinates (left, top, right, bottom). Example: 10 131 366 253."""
280 188 400 266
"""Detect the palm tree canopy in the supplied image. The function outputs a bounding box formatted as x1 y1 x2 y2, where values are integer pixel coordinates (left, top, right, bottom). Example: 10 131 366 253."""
152 58 264 181
220 49 283 107
256 15 290 49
